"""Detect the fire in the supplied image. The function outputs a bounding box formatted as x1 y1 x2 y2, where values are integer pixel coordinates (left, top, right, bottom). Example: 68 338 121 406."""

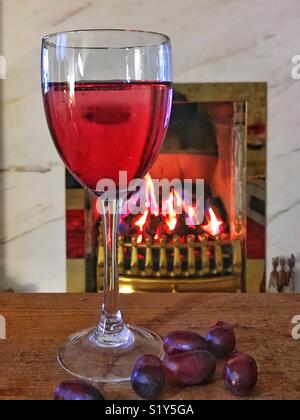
186 205 197 227
146 174 179 233
134 209 149 244
135 209 149 232
122 174 226 244
135 210 149 245
202 208 223 237
145 174 159 216
174 189 198 227
165 190 177 232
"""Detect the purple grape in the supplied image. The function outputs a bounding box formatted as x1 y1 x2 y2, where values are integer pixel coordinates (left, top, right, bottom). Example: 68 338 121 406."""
210 321 235 334
131 355 165 400
54 381 104 401
224 352 258 396
163 331 210 356
207 325 236 359
163 350 216 386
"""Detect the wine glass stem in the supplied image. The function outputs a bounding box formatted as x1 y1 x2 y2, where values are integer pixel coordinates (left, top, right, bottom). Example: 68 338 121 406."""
93 197 129 346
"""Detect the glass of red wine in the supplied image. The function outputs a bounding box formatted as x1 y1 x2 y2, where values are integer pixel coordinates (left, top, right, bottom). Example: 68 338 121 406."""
41 29 173 383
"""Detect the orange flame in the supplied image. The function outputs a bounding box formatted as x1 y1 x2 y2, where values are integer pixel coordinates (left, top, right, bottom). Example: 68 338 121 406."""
174 189 198 226
135 209 149 233
202 208 223 236
186 205 197 227
129 175 225 244
165 191 177 232
145 174 159 216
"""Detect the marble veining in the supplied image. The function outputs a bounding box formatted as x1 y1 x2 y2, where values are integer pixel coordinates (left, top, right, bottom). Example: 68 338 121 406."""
0 162 61 173
51 2 92 26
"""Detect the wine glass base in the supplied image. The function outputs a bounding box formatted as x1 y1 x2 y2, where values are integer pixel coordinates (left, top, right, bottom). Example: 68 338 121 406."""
58 325 164 383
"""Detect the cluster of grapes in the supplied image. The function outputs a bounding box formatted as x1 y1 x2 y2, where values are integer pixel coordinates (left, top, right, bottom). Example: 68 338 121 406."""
132 322 257 399
54 321 257 401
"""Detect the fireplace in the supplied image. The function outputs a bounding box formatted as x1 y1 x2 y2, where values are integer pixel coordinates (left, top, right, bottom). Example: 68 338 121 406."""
66 83 266 293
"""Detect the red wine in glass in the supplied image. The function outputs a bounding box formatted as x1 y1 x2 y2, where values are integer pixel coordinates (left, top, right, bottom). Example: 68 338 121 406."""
42 29 173 384
44 81 172 191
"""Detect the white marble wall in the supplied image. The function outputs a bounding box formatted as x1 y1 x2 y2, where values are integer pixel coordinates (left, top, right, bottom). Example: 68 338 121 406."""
0 0 300 292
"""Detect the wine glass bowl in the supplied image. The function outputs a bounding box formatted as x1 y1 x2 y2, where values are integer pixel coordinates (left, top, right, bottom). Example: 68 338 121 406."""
41 29 173 383
42 30 173 193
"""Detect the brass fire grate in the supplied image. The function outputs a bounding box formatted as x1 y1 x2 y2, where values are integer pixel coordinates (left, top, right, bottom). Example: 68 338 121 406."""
98 233 242 292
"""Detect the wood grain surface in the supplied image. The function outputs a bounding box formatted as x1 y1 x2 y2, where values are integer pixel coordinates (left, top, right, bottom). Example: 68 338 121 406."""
0 293 299 400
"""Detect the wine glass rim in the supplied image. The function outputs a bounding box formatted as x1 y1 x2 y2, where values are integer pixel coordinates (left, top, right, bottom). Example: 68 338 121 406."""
42 29 171 50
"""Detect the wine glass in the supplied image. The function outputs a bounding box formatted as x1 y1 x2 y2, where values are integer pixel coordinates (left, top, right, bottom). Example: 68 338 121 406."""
41 29 173 383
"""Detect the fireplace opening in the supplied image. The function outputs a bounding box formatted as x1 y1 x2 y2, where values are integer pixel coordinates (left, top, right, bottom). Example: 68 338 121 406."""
97 93 247 290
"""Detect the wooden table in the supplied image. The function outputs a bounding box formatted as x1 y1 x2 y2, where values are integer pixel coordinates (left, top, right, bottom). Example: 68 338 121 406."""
0 293 299 400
